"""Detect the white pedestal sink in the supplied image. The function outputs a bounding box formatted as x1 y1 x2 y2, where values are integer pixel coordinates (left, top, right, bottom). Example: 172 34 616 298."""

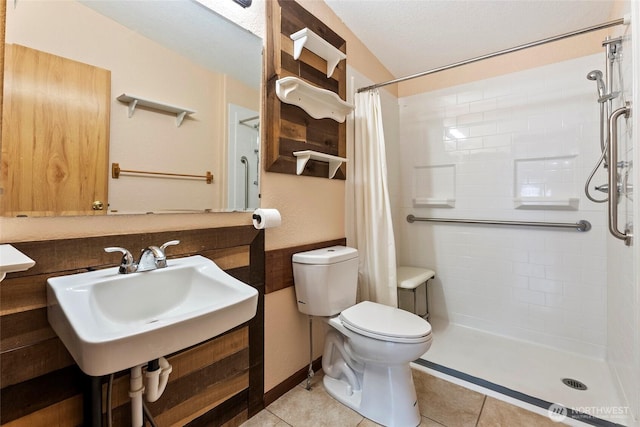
47 255 258 376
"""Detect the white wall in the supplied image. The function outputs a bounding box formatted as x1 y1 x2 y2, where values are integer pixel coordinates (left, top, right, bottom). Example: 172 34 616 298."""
396 54 610 358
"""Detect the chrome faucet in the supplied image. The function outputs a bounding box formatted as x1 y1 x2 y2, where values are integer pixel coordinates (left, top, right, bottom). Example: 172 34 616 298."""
104 240 180 274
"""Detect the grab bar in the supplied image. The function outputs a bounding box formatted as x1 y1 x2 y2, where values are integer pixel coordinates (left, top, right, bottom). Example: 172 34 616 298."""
607 102 632 245
240 156 249 210
406 215 591 232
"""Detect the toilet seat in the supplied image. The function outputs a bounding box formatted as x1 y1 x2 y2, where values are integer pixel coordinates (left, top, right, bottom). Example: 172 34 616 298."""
339 301 432 344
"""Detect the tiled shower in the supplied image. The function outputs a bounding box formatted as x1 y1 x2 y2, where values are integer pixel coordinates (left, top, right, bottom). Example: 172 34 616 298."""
398 54 610 357
393 32 638 423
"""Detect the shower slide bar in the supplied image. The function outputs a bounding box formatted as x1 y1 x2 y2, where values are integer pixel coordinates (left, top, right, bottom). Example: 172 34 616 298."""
357 17 627 93
406 215 591 232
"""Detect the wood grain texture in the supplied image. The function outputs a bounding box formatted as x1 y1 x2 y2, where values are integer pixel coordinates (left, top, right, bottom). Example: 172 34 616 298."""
2 396 83 427
1 366 84 424
265 0 347 179
0 226 265 426
1 0 5 127
1 44 110 217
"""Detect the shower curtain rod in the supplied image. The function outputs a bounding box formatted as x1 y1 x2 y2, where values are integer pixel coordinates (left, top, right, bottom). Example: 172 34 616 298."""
357 17 626 93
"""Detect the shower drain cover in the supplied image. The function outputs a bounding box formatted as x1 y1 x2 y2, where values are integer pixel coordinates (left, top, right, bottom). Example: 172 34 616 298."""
562 378 588 391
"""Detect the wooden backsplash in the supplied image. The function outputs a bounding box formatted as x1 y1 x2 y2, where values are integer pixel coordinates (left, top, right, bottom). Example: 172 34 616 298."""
265 0 347 179
0 226 264 426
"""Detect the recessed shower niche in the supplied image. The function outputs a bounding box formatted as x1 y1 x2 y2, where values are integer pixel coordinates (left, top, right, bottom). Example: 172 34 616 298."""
412 165 456 208
513 155 579 210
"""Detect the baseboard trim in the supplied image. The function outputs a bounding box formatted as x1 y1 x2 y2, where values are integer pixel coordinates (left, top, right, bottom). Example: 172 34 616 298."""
264 357 322 407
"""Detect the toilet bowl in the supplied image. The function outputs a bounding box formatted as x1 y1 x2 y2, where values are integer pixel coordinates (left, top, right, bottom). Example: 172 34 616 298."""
292 246 433 427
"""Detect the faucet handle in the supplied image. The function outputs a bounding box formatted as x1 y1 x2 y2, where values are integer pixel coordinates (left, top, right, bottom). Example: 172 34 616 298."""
104 247 136 274
159 240 180 254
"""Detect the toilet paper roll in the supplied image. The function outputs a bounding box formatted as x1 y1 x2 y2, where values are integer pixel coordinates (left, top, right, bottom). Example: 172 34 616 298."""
252 208 282 229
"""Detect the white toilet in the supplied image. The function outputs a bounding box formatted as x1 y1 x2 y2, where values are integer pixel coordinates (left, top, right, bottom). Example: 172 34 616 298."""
292 246 433 427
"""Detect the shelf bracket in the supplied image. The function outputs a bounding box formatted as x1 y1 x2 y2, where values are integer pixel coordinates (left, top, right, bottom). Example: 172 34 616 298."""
176 111 187 127
293 150 347 179
127 99 138 118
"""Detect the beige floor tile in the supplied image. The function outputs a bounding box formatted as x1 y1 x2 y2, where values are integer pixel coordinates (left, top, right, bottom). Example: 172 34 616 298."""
267 378 364 427
357 417 384 426
240 409 291 427
419 417 447 427
413 370 486 427
477 397 560 427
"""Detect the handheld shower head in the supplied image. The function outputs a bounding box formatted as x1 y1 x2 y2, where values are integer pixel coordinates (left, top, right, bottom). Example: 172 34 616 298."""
586 70 602 81
586 70 607 100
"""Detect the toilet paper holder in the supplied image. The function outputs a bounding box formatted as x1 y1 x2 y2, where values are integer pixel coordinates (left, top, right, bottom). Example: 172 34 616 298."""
252 208 282 229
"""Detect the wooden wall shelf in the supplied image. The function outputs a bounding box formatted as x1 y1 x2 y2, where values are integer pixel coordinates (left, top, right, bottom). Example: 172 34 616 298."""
265 0 348 180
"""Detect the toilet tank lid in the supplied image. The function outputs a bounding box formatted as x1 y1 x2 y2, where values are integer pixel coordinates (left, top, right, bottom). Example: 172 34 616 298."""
292 246 358 265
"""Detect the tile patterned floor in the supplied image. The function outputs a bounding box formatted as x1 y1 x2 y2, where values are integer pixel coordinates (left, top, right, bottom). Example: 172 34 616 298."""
242 369 563 427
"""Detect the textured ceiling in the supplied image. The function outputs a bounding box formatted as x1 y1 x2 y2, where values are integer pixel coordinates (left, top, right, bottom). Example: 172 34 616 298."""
324 0 616 78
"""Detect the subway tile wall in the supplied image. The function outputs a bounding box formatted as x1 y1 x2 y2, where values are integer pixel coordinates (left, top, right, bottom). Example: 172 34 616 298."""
396 54 610 358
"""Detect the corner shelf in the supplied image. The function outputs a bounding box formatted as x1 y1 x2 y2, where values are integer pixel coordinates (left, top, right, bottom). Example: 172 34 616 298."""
290 28 346 78
293 150 347 179
276 76 354 123
513 197 579 210
116 93 196 127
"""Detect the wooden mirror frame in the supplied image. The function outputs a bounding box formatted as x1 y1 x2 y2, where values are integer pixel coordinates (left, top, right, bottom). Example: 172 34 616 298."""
1 1 5 128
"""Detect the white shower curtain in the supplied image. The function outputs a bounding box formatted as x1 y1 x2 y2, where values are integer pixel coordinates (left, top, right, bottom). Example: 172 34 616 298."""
346 89 397 307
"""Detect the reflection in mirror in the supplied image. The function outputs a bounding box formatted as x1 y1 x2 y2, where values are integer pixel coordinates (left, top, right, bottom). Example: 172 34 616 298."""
1 0 262 217
228 105 260 210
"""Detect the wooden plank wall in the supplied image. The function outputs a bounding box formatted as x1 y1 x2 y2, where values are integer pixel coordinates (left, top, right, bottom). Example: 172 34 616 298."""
265 238 346 294
0 226 264 426
265 0 347 179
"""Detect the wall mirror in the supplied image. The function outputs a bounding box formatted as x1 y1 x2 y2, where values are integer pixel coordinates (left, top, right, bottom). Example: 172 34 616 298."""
1 0 262 217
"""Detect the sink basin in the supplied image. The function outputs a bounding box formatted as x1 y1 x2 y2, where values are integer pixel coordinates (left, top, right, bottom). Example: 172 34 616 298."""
47 255 258 376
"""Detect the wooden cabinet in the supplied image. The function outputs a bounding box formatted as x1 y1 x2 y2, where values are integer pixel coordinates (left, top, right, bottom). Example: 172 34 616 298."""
1 44 110 216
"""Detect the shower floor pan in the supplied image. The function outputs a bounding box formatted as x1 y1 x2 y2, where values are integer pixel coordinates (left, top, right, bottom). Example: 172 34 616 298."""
413 317 630 426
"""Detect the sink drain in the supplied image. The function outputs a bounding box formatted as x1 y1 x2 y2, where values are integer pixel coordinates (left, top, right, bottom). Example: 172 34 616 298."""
562 378 588 391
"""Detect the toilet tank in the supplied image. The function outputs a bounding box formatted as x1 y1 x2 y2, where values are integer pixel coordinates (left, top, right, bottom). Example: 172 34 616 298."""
292 246 358 316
